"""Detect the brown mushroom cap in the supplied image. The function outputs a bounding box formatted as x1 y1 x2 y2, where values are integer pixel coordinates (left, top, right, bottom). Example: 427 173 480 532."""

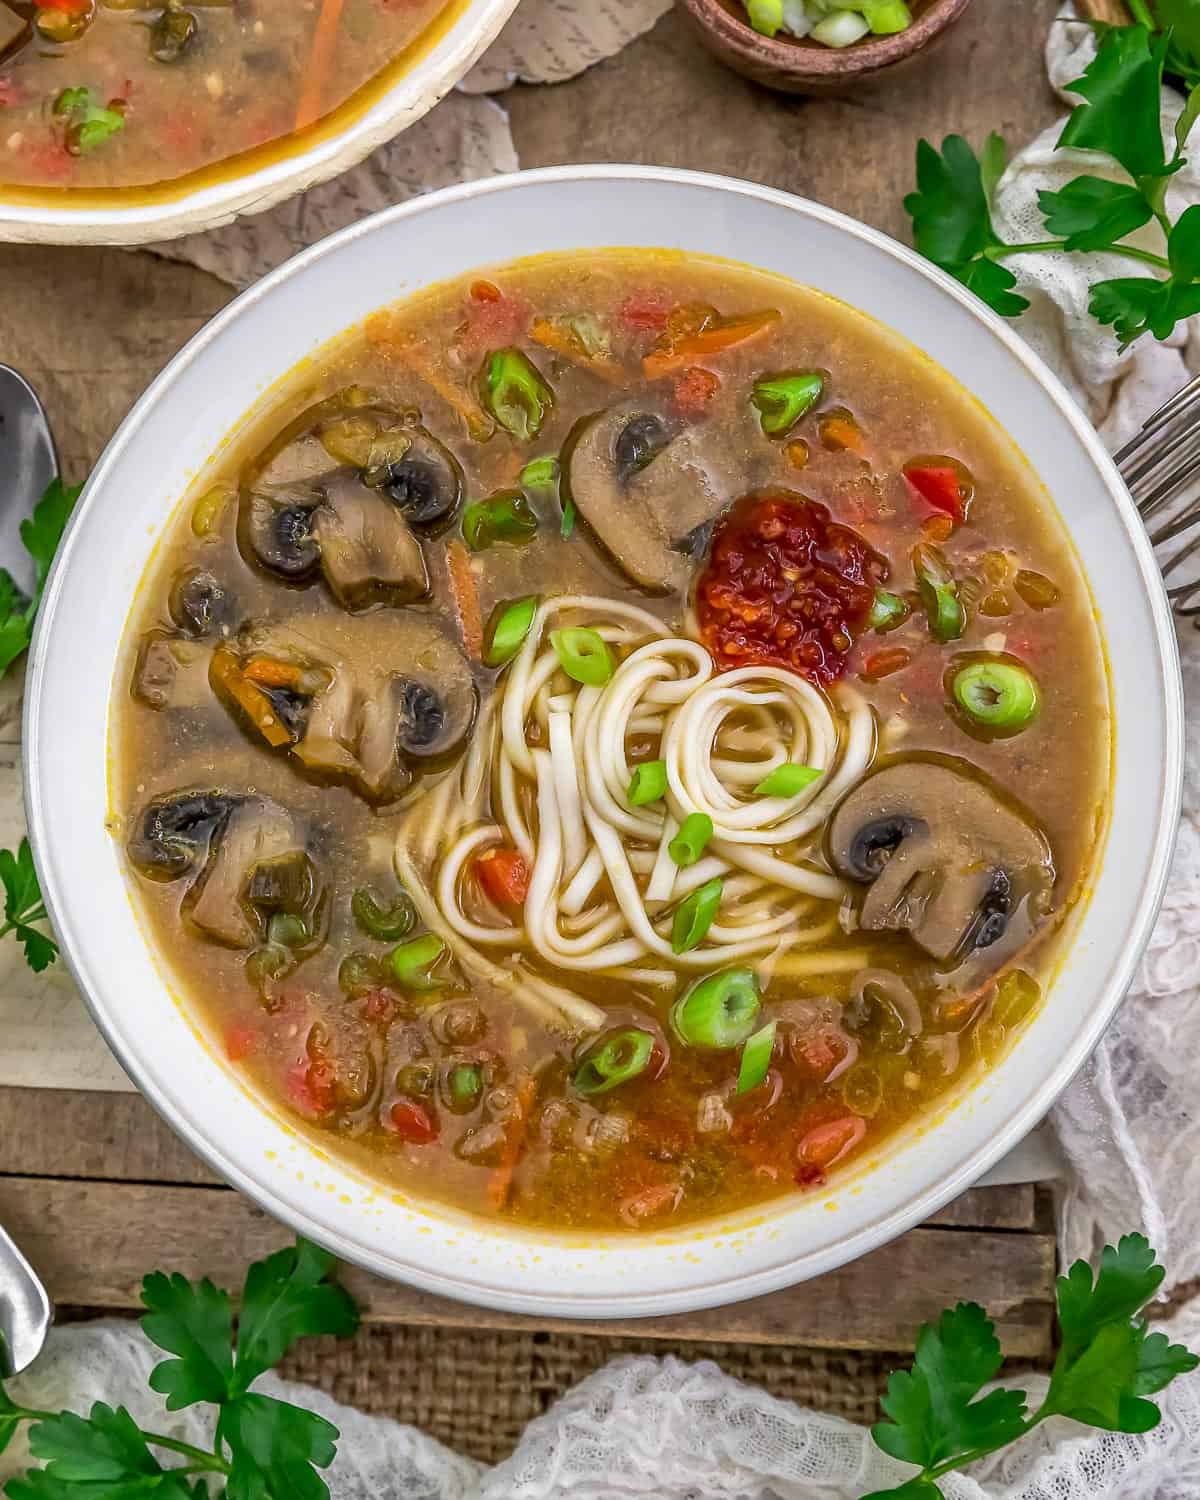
312 470 428 609
827 759 1054 962
563 404 729 593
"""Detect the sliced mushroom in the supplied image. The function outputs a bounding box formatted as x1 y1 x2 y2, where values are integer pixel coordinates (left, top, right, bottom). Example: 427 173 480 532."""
168 567 235 639
0 3 28 58
127 789 318 949
227 614 477 803
375 427 464 532
242 491 322 580
828 760 1054 962
563 405 726 593
131 632 213 711
311 469 428 609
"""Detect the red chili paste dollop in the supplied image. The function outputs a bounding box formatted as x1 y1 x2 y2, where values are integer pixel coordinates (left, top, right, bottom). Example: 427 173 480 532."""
696 490 885 685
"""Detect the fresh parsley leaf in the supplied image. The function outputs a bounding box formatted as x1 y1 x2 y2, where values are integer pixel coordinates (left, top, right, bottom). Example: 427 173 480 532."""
1038 177 1153 251
1152 0 1200 87
232 1239 358 1393
25 1403 173 1487
0 1386 20 1459
1060 25 1172 182
0 838 57 973
217 1394 338 1500
1057 1232 1165 1358
978 131 1008 208
141 1271 234 1409
904 135 1029 318
861 1483 943 1500
1135 1326 1200 1394
871 1303 1028 1469
6 1476 201 1500
0 573 33 676
21 480 79 600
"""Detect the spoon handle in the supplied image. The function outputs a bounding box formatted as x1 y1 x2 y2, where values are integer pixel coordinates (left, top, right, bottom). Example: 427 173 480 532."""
0 365 59 598
0 1221 52 1376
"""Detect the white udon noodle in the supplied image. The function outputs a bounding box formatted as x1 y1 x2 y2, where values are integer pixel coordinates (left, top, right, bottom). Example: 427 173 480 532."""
395 595 876 1036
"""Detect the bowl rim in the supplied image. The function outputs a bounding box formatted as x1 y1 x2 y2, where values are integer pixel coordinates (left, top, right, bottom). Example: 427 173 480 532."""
23 165 1184 1316
677 0 974 77
0 0 520 245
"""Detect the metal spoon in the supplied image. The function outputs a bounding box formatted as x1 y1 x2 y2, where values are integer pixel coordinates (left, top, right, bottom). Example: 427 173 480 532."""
0 366 56 1375
0 1223 51 1376
0 364 59 596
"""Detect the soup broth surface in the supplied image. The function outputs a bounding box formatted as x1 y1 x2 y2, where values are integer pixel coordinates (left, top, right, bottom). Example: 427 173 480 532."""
0 0 450 192
113 250 1110 1232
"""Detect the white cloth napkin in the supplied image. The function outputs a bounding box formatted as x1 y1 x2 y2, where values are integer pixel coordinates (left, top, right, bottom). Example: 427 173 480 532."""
7 8 1200 1498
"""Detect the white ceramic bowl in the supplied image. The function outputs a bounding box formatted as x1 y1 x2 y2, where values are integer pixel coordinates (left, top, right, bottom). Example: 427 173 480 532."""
0 0 519 246
24 168 1183 1318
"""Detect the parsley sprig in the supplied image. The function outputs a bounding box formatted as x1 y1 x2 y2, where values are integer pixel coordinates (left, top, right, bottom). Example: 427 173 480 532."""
0 1239 359 1499
0 840 57 973
866 1234 1198 1497
904 13 1200 349
0 478 80 676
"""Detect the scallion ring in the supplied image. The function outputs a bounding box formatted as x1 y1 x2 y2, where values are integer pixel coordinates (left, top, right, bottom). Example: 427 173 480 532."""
672 877 723 955
736 1020 777 1094
352 886 415 942
484 595 538 668
551 626 613 685
751 370 824 436
389 932 449 992
753 763 822 798
628 759 668 807
573 1028 655 1096
868 588 909 633
672 968 761 1050
669 812 714 867
952 659 1039 732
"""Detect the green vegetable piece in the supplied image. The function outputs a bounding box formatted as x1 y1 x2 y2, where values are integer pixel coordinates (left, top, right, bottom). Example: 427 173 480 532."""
671 877 723 954
861 0 911 34
551 626 613 685
463 489 539 551
672 968 761 1050
753 763 822 798
267 912 309 949
0 836 58 973
573 1028 655 1096
481 348 554 442
627 759 668 806
1037 176 1153 254
868 588 910 633
736 1020 777 1094
352 886 415 942
751 370 824 436
52 86 91 117
0 477 82 678
484 595 538 668
389 932 450 992
913 543 964 642
560 498 577 539
139 1277 233 1410
745 0 783 35
232 1239 359 1389
871 1301 1029 1470
1091 205 1200 348
1059 25 1170 184
338 951 383 997
447 1063 483 1112
217 1391 339 1499
669 812 714 867
952 659 1039 732
903 135 1030 319
519 455 560 497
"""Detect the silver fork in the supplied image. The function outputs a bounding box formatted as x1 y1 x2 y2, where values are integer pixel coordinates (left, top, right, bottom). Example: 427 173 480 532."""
1115 373 1200 618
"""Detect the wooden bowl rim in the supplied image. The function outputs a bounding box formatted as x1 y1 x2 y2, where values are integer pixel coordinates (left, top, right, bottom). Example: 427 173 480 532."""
677 0 975 78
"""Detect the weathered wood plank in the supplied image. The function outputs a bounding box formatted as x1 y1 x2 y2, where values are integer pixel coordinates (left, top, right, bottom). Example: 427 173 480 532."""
0 1176 1056 1354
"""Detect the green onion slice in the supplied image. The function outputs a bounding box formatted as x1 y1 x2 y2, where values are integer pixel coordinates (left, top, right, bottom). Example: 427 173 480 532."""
628 759 668 806
751 370 824 436
484 596 538 668
745 0 783 35
447 1063 483 1112
573 1028 655 1096
389 932 449 992
551 626 613 685
952 659 1040 732
463 490 538 552
861 0 912 33
560 498 577 539
736 1020 777 1094
519 455 560 497
672 877 723 955
868 588 909 633
669 812 715 867
913 544 964 642
266 912 308 949
480 348 554 442
753 763 822 798
672 968 761 1050
352 887 415 942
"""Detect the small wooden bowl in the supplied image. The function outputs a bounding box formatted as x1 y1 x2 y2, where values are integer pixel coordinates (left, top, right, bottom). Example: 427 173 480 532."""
676 0 975 94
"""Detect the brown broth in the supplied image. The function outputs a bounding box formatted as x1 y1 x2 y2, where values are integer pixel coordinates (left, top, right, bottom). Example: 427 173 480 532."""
112 250 1111 1232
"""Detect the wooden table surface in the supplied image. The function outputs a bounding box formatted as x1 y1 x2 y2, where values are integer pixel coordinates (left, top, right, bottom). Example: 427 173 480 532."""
0 0 1065 1356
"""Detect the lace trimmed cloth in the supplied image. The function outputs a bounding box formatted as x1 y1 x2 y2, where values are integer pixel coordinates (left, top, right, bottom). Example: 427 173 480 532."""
6 7 1200 1498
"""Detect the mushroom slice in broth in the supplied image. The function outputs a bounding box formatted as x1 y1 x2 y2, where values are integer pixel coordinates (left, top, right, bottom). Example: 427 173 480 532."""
828 759 1055 963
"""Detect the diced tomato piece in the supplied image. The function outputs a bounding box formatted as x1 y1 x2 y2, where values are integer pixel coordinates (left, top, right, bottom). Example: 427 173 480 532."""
0 78 20 108
285 1059 337 1118
470 279 502 303
33 0 90 10
474 845 530 906
904 464 968 524
458 289 531 355
672 366 720 419
792 1025 849 1081
795 1115 866 1186
619 288 674 333
225 1020 258 1063
388 1098 439 1144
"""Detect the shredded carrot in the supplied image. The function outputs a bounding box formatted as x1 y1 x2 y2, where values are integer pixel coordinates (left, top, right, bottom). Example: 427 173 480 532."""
643 309 780 380
446 540 484 660
487 1074 537 1211
530 318 626 385
242 655 305 689
209 647 293 749
393 336 493 442
818 410 866 453
295 0 346 132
